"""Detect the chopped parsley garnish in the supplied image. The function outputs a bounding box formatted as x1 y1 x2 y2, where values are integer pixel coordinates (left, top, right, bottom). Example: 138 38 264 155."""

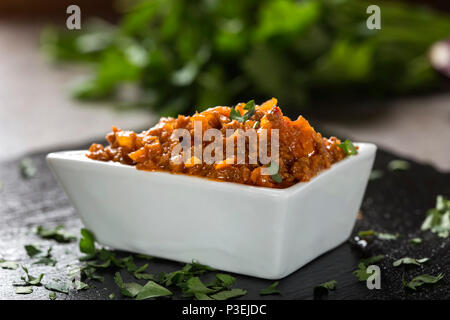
409 237 422 245
36 225 76 243
0 260 18 270
353 255 384 281
230 100 256 123
358 230 400 240
402 273 444 290
20 266 44 286
314 280 337 296
393 257 429 267
360 255 385 266
114 272 172 300
114 272 143 298
44 280 70 294
79 228 96 256
49 292 57 300
210 288 247 300
369 170 383 180
259 281 281 296
421 195 450 238
266 162 282 183
136 280 173 300
24 244 42 258
33 247 57 266
16 286 33 294
337 139 357 156
387 159 410 171
19 158 37 178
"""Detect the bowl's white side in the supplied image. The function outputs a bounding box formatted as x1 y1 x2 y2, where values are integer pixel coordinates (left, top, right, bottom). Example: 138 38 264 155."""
278 143 376 278
47 143 376 279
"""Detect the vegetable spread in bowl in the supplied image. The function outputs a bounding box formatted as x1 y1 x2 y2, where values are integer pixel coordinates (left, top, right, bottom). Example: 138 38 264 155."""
87 98 353 188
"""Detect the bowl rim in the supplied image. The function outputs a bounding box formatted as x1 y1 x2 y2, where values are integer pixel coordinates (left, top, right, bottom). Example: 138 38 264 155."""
47 142 376 198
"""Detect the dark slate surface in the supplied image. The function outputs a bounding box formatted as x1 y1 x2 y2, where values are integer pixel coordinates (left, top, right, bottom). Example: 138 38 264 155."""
0 141 449 300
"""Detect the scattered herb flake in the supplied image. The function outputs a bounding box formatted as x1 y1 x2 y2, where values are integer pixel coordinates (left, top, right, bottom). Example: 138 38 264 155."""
337 139 358 156
21 266 44 286
49 292 57 300
24 244 42 258
314 280 337 296
79 228 96 255
402 273 444 290
210 288 247 300
266 162 282 183
44 280 70 294
369 170 383 180
259 281 280 296
216 274 236 288
114 272 142 298
19 158 37 178
185 277 216 296
135 280 173 300
376 232 400 240
409 237 422 245
360 255 385 266
393 257 429 267
16 286 33 294
230 100 256 123
421 195 450 238
353 263 371 281
109 293 115 299
36 225 76 243
0 260 18 270
387 159 410 171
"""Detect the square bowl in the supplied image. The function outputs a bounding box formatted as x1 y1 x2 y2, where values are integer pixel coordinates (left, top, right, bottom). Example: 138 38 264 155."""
47 143 376 279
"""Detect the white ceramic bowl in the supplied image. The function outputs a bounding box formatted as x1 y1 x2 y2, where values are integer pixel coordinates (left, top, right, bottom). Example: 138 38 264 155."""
47 143 376 279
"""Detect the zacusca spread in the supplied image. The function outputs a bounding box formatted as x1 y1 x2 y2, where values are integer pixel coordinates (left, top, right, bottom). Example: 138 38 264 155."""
87 98 349 188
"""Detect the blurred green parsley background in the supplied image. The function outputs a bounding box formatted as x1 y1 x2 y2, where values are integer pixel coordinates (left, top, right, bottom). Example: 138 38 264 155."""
41 0 450 116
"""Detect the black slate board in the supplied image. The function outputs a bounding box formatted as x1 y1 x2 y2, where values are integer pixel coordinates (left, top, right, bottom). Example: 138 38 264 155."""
0 142 449 300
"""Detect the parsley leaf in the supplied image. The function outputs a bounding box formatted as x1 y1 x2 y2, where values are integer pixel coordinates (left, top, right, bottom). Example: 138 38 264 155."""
210 288 247 300
16 286 33 294
259 281 280 296
133 263 155 280
33 247 56 266
215 274 236 288
393 257 429 267
358 230 400 240
387 159 410 171
19 158 36 178
402 273 444 290
36 225 76 243
20 266 44 286
369 169 383 180
266 162 282 183
0 260 18 270
79 228 96 255
353 263 371 281
421 195 450 238
185 277 216 296
360 255 385 266
230 100 256 123
44 280 70 294
409 237 422 245
49 292 57 300
114 272 142 298
24 244 42 258
136 280 173 300
314 280 337 296
337 139 358 156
